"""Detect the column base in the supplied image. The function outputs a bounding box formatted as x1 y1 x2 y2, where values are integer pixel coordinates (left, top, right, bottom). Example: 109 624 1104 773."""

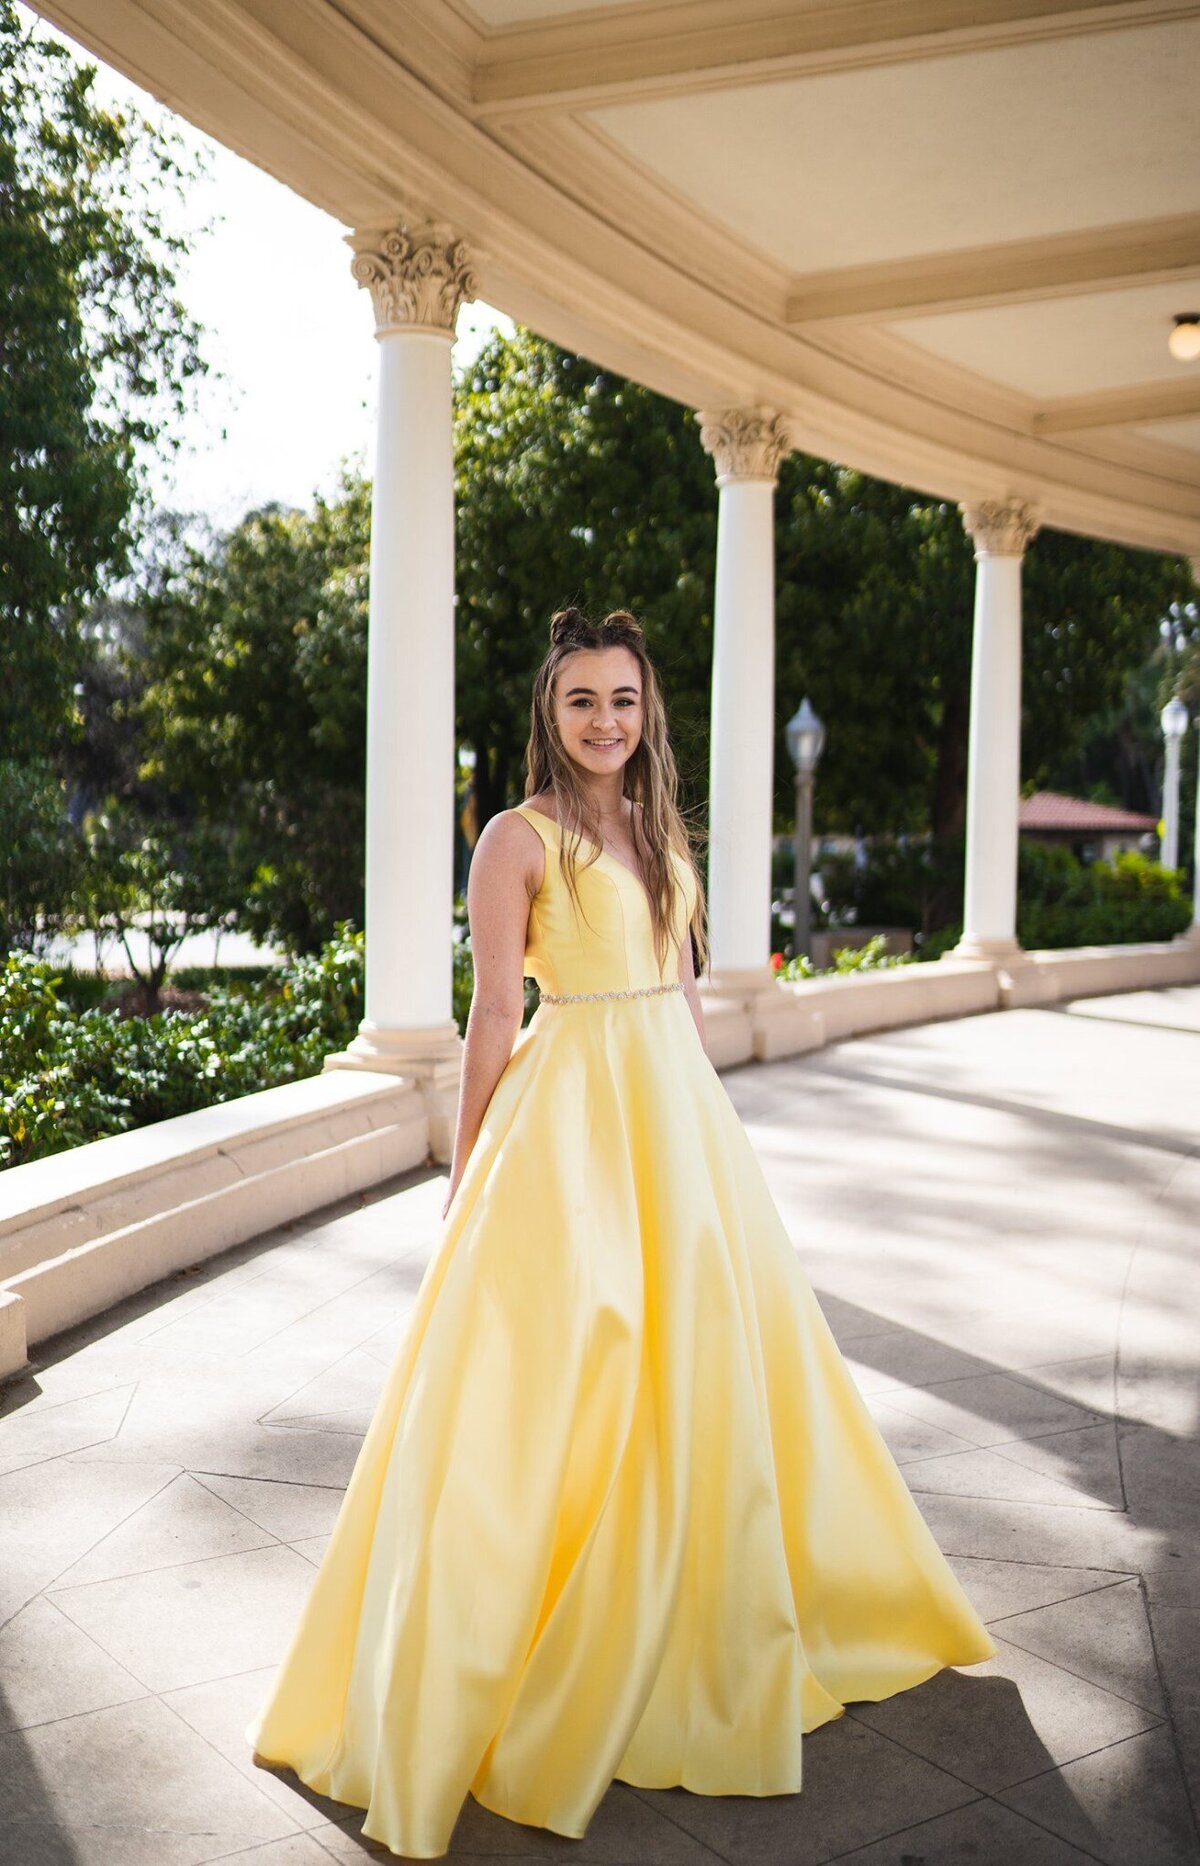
699 966 821 1065
324 1020 463 1163
948 934 1022 962
1174 922 1200 947
946 940 1062 1008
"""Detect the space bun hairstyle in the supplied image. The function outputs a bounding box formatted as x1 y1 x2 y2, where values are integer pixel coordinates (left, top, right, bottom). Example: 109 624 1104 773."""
524 605 707 976
548 605 645 652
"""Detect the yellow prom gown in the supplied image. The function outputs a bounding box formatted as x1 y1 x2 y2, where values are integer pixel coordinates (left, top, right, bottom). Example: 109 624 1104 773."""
246 803 996 1858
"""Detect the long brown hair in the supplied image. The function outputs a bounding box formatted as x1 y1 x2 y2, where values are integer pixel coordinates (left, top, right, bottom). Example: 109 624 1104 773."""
523 607 709 976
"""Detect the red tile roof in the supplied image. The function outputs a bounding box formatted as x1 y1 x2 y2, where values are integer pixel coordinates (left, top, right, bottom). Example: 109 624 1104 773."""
1018 790 1158 833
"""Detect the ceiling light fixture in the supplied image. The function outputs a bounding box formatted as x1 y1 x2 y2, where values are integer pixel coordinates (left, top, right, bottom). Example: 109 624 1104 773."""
1167 313 1200 362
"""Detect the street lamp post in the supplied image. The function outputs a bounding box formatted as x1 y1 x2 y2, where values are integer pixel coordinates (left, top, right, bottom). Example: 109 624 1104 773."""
785 698 825 961
1161 697 1189 870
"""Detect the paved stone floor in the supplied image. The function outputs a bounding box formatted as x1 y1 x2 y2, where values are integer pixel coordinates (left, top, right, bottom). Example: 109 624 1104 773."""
2 985 1198 1866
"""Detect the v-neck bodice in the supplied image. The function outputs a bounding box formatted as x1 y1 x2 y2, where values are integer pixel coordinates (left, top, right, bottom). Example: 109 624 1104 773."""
514 803 696 996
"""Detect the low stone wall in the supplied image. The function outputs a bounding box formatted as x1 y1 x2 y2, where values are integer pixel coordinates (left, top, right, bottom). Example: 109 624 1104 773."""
3 933 1198 1382
0 1071 428 1380
701 935 1200 1069
1000 937 1200 1007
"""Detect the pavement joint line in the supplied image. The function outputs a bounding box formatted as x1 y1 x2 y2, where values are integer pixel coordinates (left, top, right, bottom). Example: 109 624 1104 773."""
186 1466 346 1491
0 1463 181 1636
838 1707 1010 1804
971 1791 1112 1866
982 1573 1140 1625
908 1487 1121 1512
45 1530 291 1595
1136 1569 1200 1841
812 1792 987 1866
817 1789 1109 1866
993 1726 1200 1865
880 1401 1115 1445
622 1782 740 1866
1112 1139 1198 1490
944 1553 1140 1577
153 1685 315 1842
845 1705 1166 1831
986 1628 1169 1723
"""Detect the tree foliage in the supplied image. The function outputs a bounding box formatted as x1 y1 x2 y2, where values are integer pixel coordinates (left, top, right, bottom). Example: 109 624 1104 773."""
135 481 370 952
454 333 716 825
9 299 1192 954
774 465 1192 841
0 3 208 756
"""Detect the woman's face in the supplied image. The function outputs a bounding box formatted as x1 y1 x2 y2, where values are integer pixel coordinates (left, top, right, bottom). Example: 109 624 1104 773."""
554 646 644 779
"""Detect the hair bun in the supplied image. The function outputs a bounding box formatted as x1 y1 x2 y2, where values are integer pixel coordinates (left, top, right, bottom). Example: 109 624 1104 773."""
601 609 644 644
548 605 646 648
550 607 587 645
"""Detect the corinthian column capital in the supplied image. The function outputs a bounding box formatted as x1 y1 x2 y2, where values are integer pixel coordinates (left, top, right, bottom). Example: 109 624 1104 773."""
349 223 477 337
961 497 1041 559
698 407 790 488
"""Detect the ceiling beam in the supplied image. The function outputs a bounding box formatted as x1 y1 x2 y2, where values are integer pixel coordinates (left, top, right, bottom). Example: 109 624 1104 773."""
1035 380 1200 433
784 216 1200 324
472 0 1200 118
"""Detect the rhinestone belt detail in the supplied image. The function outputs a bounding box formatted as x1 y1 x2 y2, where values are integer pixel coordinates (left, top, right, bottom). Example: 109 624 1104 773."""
537 981 684 1006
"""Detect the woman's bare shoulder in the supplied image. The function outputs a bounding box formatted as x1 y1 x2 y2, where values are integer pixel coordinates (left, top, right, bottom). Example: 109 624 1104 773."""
470 806 546 895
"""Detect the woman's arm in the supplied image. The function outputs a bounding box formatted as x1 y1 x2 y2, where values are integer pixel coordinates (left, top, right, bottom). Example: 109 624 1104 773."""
441 812 543 1219
678 909 708 1055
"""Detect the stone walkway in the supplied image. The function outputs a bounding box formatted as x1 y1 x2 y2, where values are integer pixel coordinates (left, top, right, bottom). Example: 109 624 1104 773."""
1 985 1198 1866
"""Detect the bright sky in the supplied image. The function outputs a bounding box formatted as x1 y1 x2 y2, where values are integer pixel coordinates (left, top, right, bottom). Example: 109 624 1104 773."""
33 9 509 529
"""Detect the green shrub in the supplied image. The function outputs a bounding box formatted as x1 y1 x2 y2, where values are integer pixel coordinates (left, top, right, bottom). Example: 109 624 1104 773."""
853 842 1190 959
0 926 365 1170
777 932 914 983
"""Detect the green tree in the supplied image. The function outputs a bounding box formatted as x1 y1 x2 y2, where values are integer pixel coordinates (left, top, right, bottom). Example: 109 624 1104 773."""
0 758 80 950
454 333 715 827
774 466 1191 843
0 4 207 760
137 480 370 951
129 331 1191 951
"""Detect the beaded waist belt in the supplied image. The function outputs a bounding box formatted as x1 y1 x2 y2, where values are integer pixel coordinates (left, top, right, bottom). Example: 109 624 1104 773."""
538 980 684 1006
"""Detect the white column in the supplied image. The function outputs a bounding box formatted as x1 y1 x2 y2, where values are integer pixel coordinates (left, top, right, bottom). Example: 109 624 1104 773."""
326 225 475 1139
954 498 1040 960
697 408 789 990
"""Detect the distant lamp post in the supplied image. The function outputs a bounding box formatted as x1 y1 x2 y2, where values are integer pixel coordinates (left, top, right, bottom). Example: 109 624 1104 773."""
1160 697 1188 870
786 697 825 960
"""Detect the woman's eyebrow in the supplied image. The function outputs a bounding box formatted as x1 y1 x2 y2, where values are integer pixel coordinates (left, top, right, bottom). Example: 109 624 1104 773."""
564 685 641 698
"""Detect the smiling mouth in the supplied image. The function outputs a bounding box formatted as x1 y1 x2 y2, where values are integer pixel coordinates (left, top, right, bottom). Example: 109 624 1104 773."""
585 739 623 747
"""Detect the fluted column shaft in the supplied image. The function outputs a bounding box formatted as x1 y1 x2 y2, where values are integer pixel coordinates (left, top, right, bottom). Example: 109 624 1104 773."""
955 499 1040 958
698 409 789 983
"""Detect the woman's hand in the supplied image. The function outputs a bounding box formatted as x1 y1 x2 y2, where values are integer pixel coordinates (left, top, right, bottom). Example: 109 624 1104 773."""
440 1176 459 1221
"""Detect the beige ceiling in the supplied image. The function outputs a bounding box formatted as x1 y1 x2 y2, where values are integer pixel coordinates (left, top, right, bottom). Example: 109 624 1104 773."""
31 0 1200 558
589 25 1200 271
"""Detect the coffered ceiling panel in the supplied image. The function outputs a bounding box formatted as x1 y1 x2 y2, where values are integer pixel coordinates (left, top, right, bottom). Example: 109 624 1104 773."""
587 22 1200 272
888 279 1200 400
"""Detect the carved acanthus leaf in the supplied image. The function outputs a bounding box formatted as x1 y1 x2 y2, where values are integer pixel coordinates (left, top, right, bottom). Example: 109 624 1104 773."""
350 225 477 335
697 407 790 486
961 498 1041 558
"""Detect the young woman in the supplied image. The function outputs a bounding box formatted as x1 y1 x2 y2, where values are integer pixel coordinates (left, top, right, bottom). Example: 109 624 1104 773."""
247 606 995 1859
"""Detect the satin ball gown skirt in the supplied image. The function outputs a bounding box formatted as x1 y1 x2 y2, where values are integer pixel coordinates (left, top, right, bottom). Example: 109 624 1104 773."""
246 805 995 1858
